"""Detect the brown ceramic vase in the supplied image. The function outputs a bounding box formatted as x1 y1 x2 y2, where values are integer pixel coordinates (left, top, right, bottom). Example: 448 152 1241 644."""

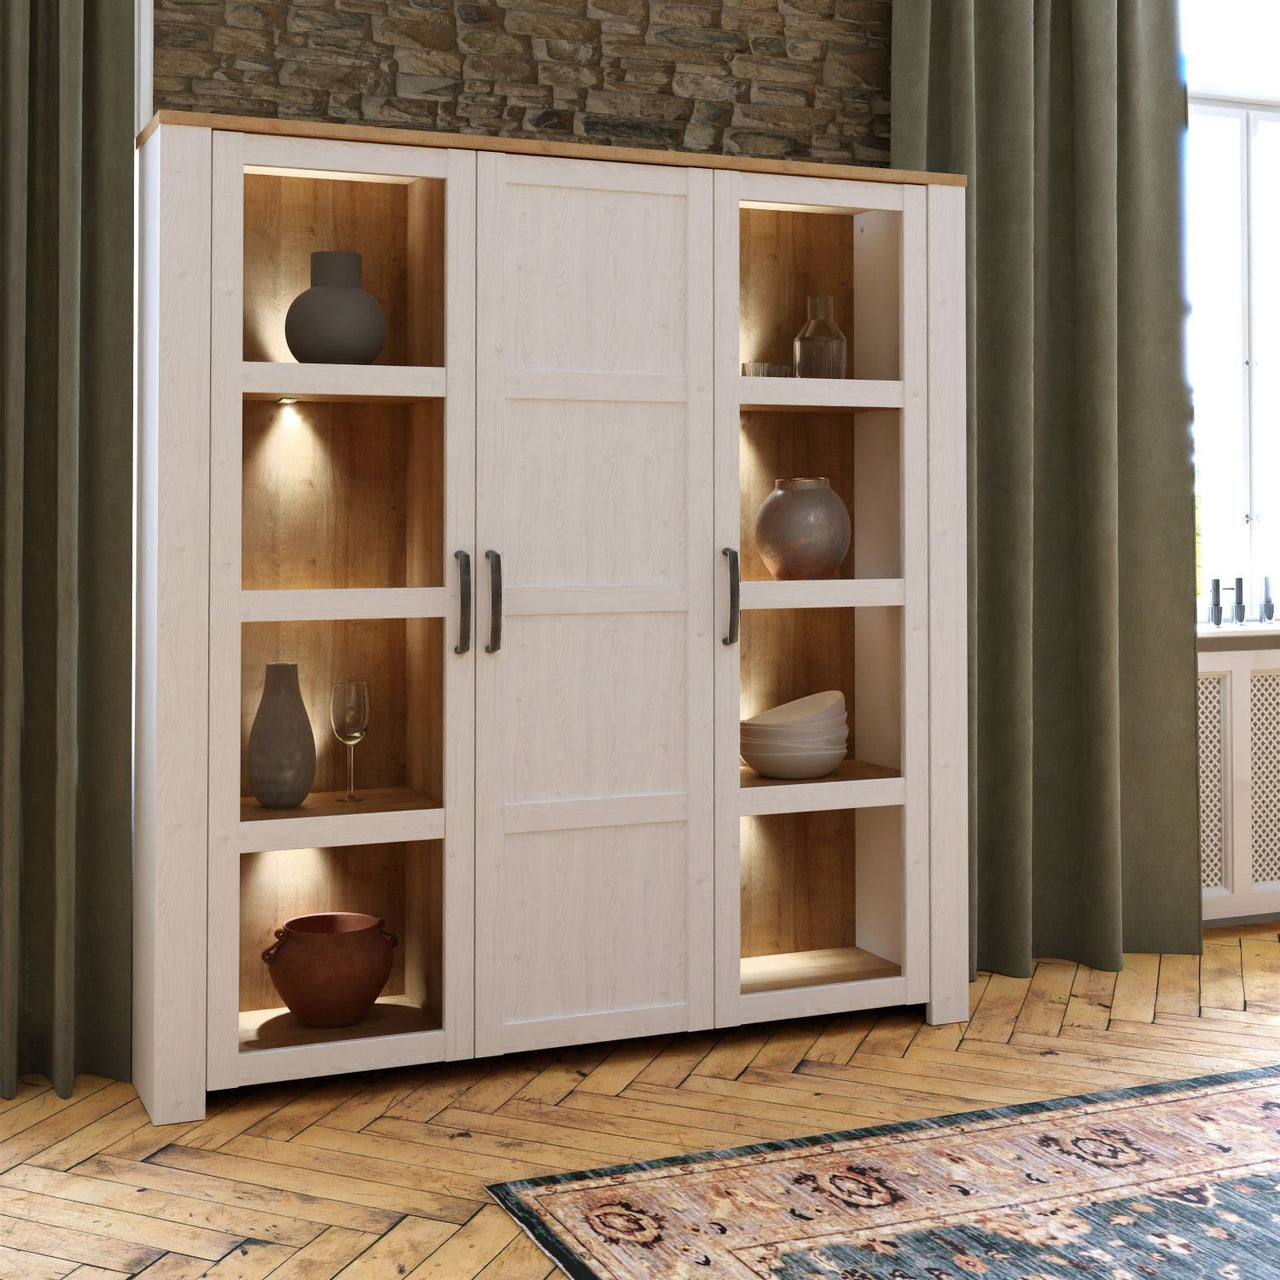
262 912 397 1028
753 477 851 580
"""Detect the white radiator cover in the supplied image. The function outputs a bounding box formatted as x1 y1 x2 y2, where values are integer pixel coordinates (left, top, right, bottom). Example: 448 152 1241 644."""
1198 649 1280 920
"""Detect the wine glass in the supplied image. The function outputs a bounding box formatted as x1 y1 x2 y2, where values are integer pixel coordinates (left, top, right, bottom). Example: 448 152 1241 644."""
329 682 370 803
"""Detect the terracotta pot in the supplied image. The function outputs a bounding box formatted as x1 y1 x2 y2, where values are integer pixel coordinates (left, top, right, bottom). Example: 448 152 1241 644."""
262 912 397 1028
753 477 851 580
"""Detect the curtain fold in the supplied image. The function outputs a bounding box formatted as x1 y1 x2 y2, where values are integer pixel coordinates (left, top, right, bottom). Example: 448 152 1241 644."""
892 0 1202 976
1 0 134 1097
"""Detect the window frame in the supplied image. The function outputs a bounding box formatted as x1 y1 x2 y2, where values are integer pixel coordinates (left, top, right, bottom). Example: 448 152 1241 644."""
1189 92 1280 625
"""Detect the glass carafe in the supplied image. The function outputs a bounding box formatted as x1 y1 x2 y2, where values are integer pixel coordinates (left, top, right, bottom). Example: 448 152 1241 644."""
793 295 847 379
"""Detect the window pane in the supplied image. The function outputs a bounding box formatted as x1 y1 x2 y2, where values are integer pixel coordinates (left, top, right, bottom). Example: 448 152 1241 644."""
1252 111 1280 613
1187 106 1250 608
1182 0 1280 101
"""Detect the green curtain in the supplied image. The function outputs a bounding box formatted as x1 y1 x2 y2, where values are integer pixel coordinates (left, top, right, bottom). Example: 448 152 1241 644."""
1 0 134 1097
892 1 1202 976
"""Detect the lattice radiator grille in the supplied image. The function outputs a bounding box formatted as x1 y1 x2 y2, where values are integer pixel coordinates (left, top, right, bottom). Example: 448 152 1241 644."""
1198 674 1227 889
1251 671 1280 885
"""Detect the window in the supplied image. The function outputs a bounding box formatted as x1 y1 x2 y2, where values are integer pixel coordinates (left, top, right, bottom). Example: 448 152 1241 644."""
1182 1 1280 624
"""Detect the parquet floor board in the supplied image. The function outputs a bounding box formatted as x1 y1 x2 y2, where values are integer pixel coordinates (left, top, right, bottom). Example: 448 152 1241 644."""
1013 960 1075 1037
7 925 1280 1276
854 1010 924 1059
473 1231 560 1279
962 973 1032 1043
1062 964 1117 1031
1110 952 1160 1023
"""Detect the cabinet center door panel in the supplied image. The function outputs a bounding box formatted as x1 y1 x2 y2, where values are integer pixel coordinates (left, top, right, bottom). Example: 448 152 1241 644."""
475 155 715 1056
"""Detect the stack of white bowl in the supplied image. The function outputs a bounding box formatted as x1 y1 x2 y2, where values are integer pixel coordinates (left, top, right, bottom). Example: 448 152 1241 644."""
740 691 848 780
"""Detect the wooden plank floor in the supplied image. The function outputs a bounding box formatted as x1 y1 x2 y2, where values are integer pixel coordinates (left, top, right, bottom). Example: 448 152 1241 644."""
4 923 1280 1278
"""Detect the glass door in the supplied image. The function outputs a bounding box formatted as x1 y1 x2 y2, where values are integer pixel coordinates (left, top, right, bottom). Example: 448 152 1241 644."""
205 133 476 1089
712 169 931 1025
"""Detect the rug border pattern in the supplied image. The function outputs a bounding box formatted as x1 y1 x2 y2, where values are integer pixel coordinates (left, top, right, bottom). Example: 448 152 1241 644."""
487 1062 1280 1280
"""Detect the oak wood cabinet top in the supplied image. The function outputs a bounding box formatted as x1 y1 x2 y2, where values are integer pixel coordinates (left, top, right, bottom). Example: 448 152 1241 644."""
138 109 967 189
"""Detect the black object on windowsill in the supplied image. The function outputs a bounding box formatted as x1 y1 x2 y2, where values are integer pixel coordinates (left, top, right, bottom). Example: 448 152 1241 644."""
1265 577 1275 623
1234 577 1247 624
1209 578 1223 627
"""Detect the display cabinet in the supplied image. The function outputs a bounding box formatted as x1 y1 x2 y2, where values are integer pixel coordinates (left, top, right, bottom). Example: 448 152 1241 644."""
713 169 965 1026
135 114 965 1123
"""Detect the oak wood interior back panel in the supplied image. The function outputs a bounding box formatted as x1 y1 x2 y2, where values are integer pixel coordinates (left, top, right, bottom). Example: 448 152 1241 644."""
243 173 444 365
242 400 445 591
406 616 444 809
738 209 856 374
237 839 442 1035
405 839 445 1026
739 607 858 726
407 399 447 809
240 619 429 798
740 810 859 958
407 180 446 367
238 844 411 1012
739 410 861 583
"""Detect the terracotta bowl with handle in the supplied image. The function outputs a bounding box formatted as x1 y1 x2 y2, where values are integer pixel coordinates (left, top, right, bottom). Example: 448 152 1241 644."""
262 911 397 1028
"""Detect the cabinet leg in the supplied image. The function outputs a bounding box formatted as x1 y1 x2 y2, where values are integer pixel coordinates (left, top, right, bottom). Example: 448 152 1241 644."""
925 988 968 1026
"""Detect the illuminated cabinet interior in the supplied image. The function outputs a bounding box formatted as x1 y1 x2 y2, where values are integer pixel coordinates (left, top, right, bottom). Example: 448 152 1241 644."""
135 118 967 1124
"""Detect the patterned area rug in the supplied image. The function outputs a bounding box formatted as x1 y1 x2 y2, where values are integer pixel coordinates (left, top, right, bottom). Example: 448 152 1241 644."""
490 1066 1280 1278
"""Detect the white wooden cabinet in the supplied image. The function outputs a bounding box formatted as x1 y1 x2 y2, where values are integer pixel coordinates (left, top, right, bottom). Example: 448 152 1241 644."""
135 115 967 1123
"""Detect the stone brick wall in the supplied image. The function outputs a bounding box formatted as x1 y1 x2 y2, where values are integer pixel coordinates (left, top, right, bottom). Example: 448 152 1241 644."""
154 0 891 164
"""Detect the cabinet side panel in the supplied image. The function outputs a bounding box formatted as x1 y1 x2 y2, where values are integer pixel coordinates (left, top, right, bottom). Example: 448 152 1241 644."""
712 170 743 1026
134 125 213 1122
442 147 477 1060
899 184 930 1003
206 130 245 1091
926 183 969 1024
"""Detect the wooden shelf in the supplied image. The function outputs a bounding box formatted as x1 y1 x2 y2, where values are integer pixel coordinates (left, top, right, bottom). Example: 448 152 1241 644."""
740 758 897 789
238 788 444 853
242 786 437 822
240 588 449 624
738 376 903 411
239 994 437 1053
242 362 445 402
740 758 902 816
740 945 901 995
740 579 904 610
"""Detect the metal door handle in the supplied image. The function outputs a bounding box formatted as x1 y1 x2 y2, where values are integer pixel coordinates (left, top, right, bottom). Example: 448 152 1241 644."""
722 547 740 646
485 550 503 653
454 550 471 654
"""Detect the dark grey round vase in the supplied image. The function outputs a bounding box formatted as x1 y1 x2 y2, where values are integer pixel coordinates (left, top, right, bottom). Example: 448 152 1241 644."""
754 477 852 580
285 251 386 365
247 663 317 809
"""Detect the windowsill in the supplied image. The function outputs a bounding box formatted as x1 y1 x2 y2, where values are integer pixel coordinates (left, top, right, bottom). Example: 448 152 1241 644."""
1197 621 1280 651
1197 621 1280 638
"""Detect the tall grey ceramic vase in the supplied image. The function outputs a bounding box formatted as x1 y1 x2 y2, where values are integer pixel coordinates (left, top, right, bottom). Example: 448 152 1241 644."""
285 251 386 365
247 663 317 809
